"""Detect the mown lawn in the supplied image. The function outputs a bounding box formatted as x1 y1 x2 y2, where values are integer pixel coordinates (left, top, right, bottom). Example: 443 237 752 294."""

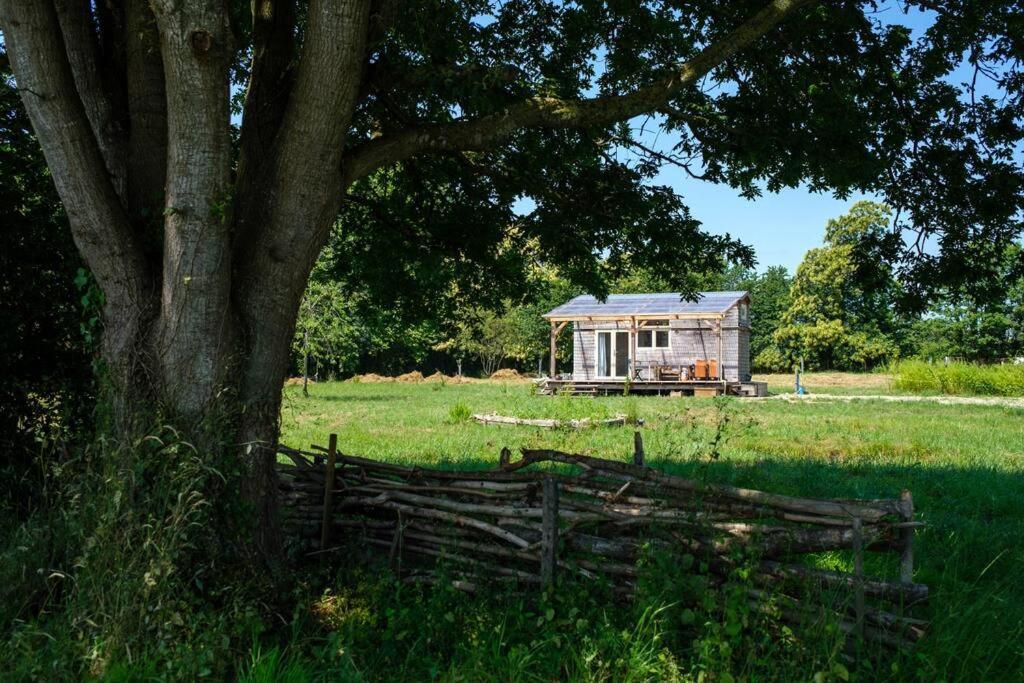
279 377 1024 680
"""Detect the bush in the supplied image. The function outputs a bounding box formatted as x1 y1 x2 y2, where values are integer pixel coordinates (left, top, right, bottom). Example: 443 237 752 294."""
892 360 1024 396
446 401 472 423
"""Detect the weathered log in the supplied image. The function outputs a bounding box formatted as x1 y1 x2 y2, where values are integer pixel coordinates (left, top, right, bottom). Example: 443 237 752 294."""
472 412 626 428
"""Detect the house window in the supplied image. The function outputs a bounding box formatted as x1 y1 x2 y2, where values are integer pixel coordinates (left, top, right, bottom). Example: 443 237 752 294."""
739 302 749 323
637 320 670 349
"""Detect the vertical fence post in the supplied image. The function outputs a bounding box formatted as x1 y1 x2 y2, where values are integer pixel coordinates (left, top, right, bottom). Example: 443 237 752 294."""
633 431 644 467
541 477 559 588
899 489 914 584
320 433 338 552
852 516 865 644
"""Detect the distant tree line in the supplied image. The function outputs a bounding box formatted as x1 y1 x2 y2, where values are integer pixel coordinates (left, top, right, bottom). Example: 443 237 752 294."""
293 201 1024 378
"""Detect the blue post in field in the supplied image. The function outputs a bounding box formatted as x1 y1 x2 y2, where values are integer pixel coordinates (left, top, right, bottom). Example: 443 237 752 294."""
795 356 807 395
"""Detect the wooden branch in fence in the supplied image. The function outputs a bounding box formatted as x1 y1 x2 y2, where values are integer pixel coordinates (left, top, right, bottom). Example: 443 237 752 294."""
541 477 559 587
510 448 893 522
277 437 927 649
757 561 928 604
899 489 915 583
320 434 338 551
472 413 627 428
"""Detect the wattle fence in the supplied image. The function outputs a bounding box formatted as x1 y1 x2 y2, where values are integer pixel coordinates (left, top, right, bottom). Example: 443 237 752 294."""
278 434 927 649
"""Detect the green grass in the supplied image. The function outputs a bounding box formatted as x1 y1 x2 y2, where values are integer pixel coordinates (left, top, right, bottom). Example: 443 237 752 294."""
280 378 1024 680
893 360 1024 396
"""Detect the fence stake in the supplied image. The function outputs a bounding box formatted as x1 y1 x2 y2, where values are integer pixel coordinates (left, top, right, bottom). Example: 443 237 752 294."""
320 433 338 552
541 477 559 587
899 490 914 584
852 516 865 644
633 431 645 467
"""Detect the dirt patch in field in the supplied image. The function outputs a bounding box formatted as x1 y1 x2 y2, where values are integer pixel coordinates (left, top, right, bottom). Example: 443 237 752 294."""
347 373 394 383
490 368 525 381
396 371 425 383
283 377 313 386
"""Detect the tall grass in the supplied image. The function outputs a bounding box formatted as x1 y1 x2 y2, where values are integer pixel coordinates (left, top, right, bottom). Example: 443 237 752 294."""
892 360 1024 396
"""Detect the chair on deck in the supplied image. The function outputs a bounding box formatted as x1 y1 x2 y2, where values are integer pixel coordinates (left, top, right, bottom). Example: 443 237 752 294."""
656 364 681 381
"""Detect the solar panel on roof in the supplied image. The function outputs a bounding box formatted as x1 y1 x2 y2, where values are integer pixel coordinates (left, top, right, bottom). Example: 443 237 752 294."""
543 291 748 318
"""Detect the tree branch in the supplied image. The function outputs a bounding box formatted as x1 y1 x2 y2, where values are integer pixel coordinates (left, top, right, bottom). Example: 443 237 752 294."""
124 0 168 225
233 0 373 424
235 0 297 218
341 0 812 187
52 0 128 202
0 0 150 307
235 0 371 265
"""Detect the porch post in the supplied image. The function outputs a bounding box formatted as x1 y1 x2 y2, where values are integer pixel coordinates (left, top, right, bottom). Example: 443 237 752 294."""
717 317 724 381
549 320 557 378
630 316 637 378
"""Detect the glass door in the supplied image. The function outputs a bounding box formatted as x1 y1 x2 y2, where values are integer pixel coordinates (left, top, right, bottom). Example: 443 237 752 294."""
597 331 611 377
596 331 630 378
614 331 630 377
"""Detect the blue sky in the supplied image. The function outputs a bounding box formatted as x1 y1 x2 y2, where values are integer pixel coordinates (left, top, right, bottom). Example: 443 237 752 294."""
653 177 872 273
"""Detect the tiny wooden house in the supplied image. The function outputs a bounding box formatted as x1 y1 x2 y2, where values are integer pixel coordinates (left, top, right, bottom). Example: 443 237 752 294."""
542 292 762 395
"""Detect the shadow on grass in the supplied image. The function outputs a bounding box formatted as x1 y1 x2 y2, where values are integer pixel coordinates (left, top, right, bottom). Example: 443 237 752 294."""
289 448 1024 680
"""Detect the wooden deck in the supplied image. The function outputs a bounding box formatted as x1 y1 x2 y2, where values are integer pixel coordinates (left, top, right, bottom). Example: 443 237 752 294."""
539 378 768 397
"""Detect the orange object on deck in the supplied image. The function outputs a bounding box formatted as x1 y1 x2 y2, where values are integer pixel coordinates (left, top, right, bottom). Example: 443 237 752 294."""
709 359 719 380
694 360 709 380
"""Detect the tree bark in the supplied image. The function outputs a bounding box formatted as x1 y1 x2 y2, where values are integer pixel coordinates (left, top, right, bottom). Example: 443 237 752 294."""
150 0 234 418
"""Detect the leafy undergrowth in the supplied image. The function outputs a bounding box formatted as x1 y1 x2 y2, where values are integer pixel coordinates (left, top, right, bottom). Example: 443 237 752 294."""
893 360 1024 396
0 425 276 681
234 553 869 683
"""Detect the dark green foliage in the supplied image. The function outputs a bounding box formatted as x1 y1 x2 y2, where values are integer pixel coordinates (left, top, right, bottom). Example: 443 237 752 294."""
0 64 93 514
343 0 1024 308
771 202 907 370
0 424 272 680
905 245 1024 362
893 360 1024 396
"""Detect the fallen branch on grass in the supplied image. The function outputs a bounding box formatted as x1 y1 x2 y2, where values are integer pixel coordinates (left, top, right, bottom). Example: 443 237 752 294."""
472 412 627 428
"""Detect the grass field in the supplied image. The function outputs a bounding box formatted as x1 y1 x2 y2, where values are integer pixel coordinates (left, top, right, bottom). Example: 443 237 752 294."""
279 375 1024 680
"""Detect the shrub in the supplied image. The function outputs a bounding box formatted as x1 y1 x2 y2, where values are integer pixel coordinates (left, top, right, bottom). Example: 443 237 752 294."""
446 401 472 423
623 397 641 426
892 360 1024 396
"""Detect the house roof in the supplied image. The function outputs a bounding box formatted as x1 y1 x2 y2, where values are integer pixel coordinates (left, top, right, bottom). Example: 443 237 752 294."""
543 291 749 321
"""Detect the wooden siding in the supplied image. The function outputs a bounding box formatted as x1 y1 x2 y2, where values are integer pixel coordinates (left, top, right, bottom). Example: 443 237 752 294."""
570 302 750 382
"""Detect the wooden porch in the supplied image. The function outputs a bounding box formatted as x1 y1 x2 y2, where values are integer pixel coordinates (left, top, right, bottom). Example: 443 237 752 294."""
538 377 768 397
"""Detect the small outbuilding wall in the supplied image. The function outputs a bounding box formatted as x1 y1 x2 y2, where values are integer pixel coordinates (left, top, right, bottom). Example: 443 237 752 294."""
546 292 752 383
